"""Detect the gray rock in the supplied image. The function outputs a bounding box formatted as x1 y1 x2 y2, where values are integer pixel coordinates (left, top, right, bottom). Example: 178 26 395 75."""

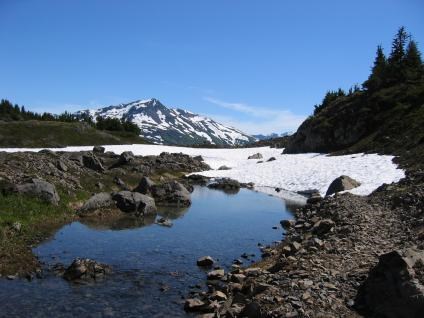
63 258 111 281
267 157 276 162
118 151 135 165
150 181 191 207
56 159 68 172
184 298 206 312
155 217 173 227
207 269 225 280
312 219 335 236
134 177 155 195
326 175 361 196
80 192 115 212
82 154 105 172
197 256 215 267
15 178 60 205
307 193 323 204
67 153 83 166
218 165 231 170
207 178 240 192
356 248 424 317
112 191 157 216
248 153 263 160
93 146 105 153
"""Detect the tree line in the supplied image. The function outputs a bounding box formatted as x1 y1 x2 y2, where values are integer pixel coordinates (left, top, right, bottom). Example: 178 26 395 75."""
0 99 141 135
314 27 423 115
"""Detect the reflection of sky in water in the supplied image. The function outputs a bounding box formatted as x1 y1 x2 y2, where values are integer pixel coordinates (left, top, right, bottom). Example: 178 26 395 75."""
0 187 294 317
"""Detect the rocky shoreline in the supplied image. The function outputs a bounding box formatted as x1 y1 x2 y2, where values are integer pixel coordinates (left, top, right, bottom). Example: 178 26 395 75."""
184 167 424 317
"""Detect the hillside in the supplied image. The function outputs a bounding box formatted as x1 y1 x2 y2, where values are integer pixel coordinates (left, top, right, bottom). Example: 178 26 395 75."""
77 98 256 146
284 28 424 169
0 120 149 148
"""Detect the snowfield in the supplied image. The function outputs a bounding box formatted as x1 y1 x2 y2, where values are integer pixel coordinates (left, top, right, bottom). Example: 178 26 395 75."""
1 145 405 199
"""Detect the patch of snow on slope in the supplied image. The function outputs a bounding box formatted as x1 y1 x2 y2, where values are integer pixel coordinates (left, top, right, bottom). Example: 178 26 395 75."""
1 146 405 198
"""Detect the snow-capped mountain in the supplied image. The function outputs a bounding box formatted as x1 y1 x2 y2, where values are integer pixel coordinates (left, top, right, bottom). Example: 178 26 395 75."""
76 98 256 146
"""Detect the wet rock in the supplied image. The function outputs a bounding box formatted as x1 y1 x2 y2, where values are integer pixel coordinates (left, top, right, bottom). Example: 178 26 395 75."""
63 258 111 281
184 298 206 312
155 217 173 227
79 192 115 212
280 219 295 229
82 153 105 172
92 146 105 154
197 256 215 267
112 191 157 216
356 248 424 317
207 269 225 280
312 219 335 236
248 153 263 160
15 178 60 205
150 181 191 207
133 176 155 195
325 175 361 196
218 165 231 170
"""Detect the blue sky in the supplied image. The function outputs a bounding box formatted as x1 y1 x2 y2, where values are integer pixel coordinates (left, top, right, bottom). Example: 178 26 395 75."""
1 0 423 134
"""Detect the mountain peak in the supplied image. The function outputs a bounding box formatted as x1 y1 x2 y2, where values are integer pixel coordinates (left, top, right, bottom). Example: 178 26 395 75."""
77 99 255 146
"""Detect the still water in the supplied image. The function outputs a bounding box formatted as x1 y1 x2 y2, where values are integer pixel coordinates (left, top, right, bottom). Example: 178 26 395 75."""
0 186 294 317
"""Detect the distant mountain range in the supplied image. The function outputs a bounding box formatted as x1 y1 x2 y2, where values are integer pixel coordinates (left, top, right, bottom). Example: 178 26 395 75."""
253 132 292 141
76 98 256 146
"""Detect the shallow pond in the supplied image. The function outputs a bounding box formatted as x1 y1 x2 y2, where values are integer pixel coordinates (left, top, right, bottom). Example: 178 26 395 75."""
0 186 294 317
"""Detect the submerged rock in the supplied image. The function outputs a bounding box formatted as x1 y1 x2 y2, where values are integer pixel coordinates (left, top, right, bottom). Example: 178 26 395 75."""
15 178 60 205
326 175 361 196
63 258 111 282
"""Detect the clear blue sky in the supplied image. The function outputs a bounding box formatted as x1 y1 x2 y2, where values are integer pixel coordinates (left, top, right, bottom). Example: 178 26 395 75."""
1 0 423 134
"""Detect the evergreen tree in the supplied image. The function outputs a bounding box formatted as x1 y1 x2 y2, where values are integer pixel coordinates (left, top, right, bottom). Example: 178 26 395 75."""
363 45 387 91
404 40 424 82
387 26 409 84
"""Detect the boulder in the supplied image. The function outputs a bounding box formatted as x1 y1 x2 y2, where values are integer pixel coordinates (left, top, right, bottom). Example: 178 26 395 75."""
326 175 361 196
356 248 424 317
218 165 231 170
207 269 225 280
56 159 68 172
82 153 105 172
208 178 240 192
307 193 323 204
79 192 115 212
150 181 191 207
248 153 263 160
15 178 60 205
185 174 210 186
184 298 206 312
133 177 155 195
267 157 276 162
197 256 215 267
112 191 157 216
93 146 105 154
118 151 135 165
63 258 111 281
312 219 335 236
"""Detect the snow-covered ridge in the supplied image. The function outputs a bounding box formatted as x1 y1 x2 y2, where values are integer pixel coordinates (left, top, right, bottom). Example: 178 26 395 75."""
1 146 405 199
76 98 256 146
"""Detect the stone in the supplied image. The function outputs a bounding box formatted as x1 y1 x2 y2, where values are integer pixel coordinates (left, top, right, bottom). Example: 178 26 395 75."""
312 219 335 236
56 159 68 172
63 258 111 281
211 290 227 301
231 273 246 284
80 192 115 212
280 219 295 229
207 269 225 280
133 177 155 195
118 151 135 165
15 178 60 205
267 157 276 162
207 178 240 192
307 193 323 204
82 153 105 172
112 191 157 216
93 146 105 153
325 175 361 196
240 302 263 318
218 165 231 170
355 248 424 317
11 221 22 232
150 181 191 207
197 256 215 267
248 153 263 160
184 298 206 312
155 217 173 227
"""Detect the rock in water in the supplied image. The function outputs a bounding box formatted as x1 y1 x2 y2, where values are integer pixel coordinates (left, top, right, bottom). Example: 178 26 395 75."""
63 258 111 281
150 181 191 207
184 298 206 312
197 256 215 266
15 178 60 205
112 191 157 216
79 192 115 212
356 248 424 317
325 175 361 196
248 153 263 159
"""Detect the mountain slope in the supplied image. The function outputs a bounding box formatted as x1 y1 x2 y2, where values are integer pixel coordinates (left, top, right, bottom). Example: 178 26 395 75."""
77 99 255 146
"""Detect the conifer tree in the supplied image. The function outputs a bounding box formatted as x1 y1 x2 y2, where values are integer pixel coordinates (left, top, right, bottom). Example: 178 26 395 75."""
387 26 409 84
404 40 424 82
363 45 387 91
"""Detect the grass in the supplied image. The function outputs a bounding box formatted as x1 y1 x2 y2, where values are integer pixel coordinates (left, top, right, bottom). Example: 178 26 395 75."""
0 120 149 148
